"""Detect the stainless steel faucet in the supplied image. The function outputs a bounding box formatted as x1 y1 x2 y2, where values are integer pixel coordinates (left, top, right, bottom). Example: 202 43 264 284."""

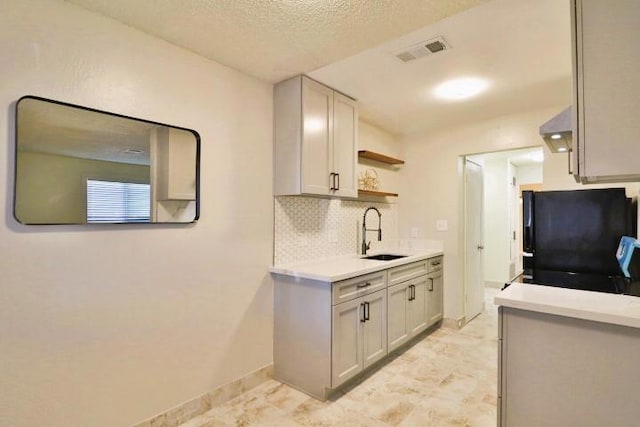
362 206 382 256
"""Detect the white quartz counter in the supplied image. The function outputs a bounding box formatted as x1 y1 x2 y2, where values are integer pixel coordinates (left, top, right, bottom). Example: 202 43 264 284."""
495 283 640 329
270 250 444 282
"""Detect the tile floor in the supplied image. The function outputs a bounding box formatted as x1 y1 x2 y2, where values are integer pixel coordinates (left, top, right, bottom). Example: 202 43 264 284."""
180 288 500 427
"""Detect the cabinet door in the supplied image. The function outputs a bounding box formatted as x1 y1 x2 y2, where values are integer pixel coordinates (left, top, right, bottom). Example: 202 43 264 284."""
387 282 410 352
574 0 640 181
301 77 333 195
362 289 387 369
332 92 358 198
331 297 363 388
408 276 428 336
427 273 443 326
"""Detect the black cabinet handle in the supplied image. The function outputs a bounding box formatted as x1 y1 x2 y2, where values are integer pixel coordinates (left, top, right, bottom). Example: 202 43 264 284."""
364 301 370 321
329 173 336 190
357 282 371 289
360 303 366 323
428 278 434 292
408 284 415 301
335 173 340 190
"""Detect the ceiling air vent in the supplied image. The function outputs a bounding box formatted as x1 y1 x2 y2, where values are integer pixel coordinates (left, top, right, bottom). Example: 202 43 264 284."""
394 36 450 63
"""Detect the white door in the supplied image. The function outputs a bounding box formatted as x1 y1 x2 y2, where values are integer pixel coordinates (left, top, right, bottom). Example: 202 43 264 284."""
464 159 485 322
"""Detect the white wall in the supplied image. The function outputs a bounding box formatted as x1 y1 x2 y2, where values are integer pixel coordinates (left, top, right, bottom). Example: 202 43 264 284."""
0 1 273 426
517 163 543 185
359 120 403 196
399 106 563 321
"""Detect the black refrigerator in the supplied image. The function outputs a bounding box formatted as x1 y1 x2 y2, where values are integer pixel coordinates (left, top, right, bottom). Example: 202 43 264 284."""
523 188 636 278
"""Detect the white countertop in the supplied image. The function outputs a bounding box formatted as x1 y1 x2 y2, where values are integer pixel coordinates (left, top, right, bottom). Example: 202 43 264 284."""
495 282 640 329
270 249 444 282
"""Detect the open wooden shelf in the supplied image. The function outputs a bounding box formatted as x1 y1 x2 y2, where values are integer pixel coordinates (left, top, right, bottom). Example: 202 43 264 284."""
358 150 405 165
358 189 399 197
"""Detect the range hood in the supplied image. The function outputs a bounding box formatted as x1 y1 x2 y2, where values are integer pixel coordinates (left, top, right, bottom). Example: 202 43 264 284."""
539 107 572 153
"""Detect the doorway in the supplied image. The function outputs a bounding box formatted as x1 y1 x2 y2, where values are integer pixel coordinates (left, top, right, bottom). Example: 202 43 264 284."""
463 147 543 322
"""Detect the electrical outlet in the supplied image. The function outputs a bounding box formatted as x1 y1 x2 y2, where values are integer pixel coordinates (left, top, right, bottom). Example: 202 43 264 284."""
436 220 448 232
411 227 419 238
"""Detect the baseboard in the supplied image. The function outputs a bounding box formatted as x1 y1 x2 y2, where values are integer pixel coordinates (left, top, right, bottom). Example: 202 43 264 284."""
485 281 505 289
133 364 273 427
442 316 465 329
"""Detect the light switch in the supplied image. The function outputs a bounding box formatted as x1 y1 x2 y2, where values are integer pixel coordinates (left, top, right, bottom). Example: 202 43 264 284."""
436 219 448 232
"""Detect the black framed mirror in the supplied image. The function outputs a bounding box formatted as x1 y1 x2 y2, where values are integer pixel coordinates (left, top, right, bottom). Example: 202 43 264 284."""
14 96 200 224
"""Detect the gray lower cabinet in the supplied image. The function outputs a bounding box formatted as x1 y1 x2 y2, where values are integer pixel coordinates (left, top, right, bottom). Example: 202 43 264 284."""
498 306 640 426
387 275 428 353
332 289 387 388
426 269 443 325
273 256 443 400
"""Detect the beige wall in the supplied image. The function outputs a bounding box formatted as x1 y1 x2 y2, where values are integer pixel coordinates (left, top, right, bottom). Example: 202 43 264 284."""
359 120 403 197
16 151 150 224
399 106 564 321
0 1 273 426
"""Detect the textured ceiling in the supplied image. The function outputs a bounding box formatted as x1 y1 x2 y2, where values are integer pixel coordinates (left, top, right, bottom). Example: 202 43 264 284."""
65 0 488 83
19 97 156 165
64 0 572 136
310 0 573 135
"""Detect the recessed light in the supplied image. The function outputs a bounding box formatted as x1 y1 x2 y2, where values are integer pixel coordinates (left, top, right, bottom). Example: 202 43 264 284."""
433 77 490 101
551 134 562 140
558 147 567 152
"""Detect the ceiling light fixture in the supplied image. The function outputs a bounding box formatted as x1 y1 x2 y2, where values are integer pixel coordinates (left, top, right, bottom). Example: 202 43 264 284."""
551 134 562 140
432 77 490 101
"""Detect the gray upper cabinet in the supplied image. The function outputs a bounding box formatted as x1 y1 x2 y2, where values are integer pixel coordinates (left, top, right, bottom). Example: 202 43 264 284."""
572 0 640 183
274 75 358 197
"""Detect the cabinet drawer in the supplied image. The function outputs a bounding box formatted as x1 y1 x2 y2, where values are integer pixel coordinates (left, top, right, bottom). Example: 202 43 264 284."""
388 261 428 286
332 271 386 305
427 256 443 273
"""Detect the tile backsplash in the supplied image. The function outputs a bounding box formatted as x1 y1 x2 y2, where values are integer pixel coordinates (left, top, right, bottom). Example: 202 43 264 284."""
274 196 398 265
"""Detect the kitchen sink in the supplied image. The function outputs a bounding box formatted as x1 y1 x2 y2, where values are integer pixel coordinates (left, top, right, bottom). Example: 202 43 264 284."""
363 254 408 261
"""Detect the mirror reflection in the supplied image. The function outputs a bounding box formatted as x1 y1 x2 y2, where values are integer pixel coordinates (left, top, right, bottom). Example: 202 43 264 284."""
14 96 200 224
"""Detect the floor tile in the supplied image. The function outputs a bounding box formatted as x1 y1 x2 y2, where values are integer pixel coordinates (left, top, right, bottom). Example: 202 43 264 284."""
180 287 500 427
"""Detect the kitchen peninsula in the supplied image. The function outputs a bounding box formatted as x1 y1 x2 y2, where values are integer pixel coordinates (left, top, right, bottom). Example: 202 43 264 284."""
271 250 443 400
495 283 640 426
